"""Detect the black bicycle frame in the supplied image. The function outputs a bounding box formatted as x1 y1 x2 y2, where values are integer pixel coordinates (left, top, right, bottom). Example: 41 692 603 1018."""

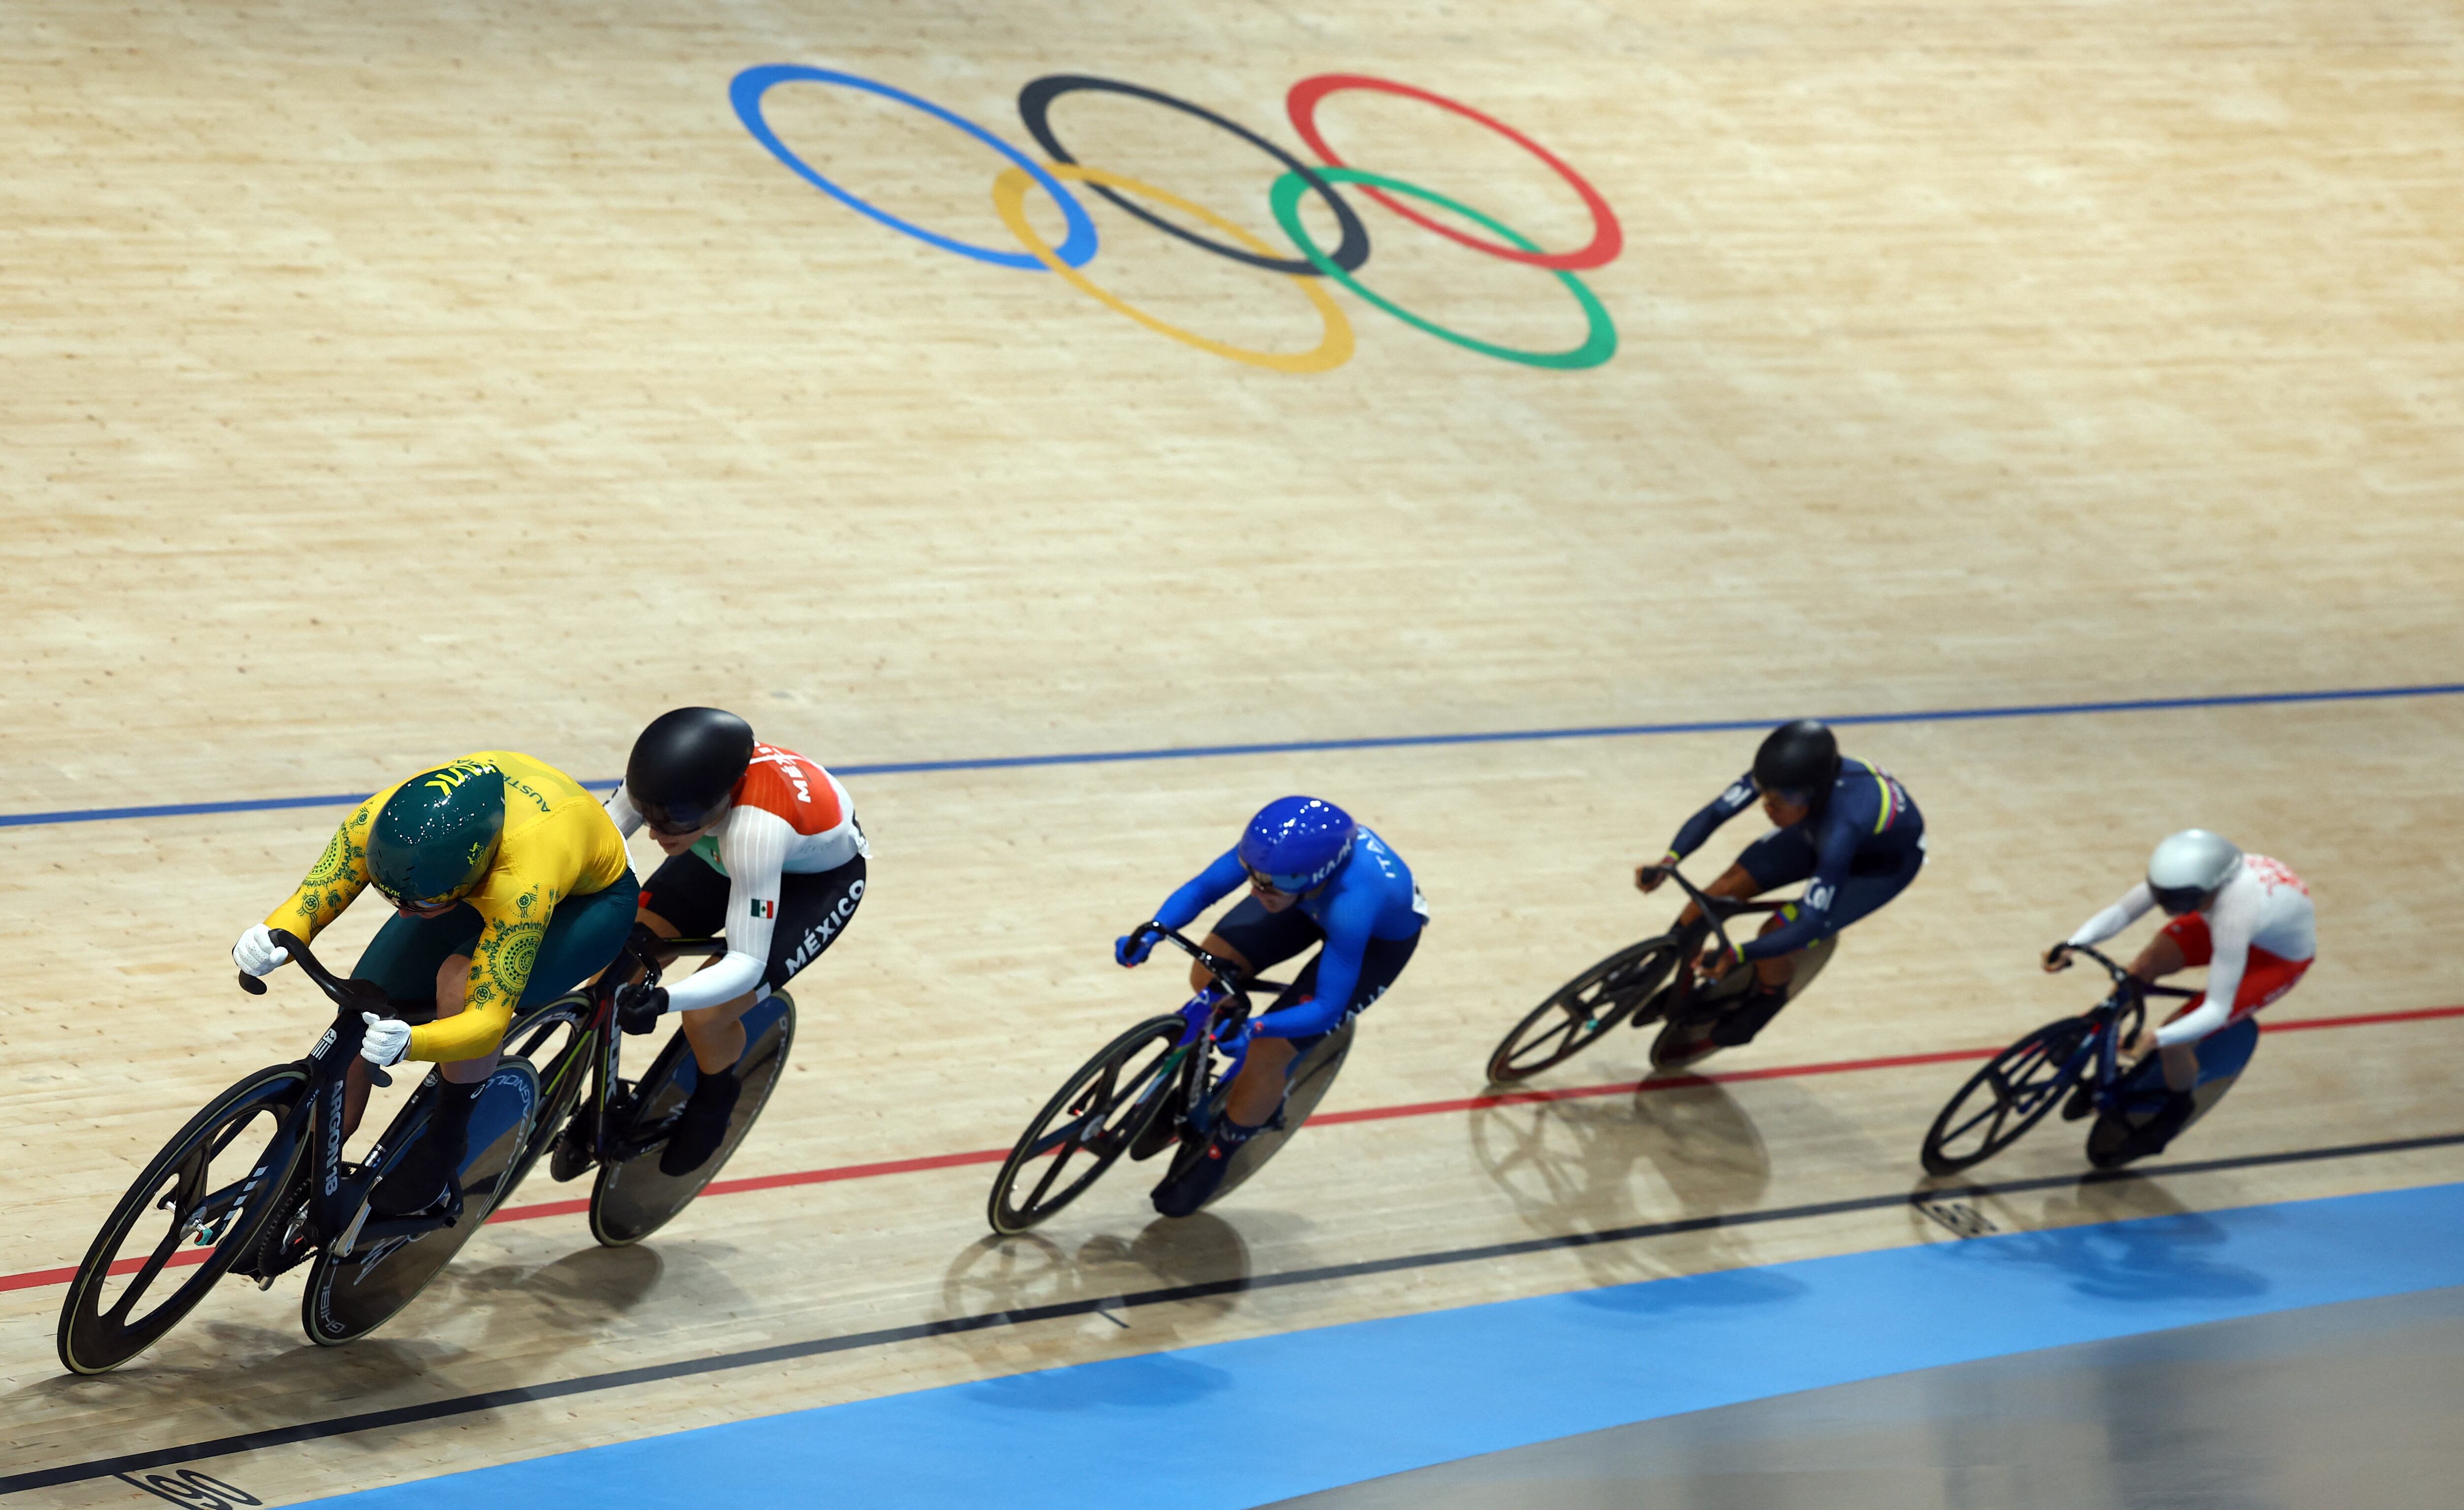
233 929 456 1267
1637 864 1795 1017
555 926 726 1167
1127 921 1288 1135
2061 943 2192 1115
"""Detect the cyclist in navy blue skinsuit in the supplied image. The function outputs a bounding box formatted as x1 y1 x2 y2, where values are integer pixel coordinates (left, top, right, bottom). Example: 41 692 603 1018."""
1636 721 1925 1064
1118 796 1428 1216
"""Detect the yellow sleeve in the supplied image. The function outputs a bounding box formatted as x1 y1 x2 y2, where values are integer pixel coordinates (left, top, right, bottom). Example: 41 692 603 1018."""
407 880 548 1063
262 785 397 944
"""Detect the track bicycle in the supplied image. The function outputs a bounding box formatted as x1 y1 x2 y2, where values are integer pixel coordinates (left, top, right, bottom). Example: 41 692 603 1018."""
1485 862 1838 1084
986 924 1354 1235
1919 943 2255 1176
496 925 797 1247
56 931 540 1373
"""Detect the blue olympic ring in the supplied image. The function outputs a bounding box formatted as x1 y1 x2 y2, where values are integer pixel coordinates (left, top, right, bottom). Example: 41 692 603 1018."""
730 63 1099 272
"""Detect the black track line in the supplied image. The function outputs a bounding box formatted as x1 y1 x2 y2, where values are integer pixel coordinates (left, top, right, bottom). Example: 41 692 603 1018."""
7 1128 2460 1495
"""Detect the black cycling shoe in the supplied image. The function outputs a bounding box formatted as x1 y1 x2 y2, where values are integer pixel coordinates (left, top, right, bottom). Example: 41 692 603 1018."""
1129 1105 1186 1163
1709 984 1790 1048
549 1103 598 1183
372 1080 477 1215
1150 1116 1264 1218
2061 1080 2097 1122
659 1068 741 1177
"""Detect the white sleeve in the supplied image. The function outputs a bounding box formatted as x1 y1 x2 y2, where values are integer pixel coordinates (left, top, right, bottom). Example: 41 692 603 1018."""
663 807 788 1014
2069 881 2155 948
2158 881 2256 1049
605 783 645 840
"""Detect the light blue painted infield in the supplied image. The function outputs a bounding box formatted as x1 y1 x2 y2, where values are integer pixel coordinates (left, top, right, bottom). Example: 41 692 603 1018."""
6 679 2463 831
305 1180 2464 1510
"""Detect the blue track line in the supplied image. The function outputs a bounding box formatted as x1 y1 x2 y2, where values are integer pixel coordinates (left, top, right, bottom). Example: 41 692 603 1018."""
7 680 2461 832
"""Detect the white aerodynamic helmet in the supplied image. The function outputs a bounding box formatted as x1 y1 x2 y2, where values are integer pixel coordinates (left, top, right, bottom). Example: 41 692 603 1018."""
2148 829 2243 916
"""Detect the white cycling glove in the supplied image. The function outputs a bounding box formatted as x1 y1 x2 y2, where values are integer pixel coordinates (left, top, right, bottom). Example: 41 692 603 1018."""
234 923 292 977
360 1013 413 1067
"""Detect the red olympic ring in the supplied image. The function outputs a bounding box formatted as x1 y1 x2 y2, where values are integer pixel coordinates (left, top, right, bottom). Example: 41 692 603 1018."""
1285 74 1623 272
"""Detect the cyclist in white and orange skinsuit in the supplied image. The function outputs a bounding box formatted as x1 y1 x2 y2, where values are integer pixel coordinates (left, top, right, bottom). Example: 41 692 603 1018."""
2049 830 2315 1144
602 708 869 1175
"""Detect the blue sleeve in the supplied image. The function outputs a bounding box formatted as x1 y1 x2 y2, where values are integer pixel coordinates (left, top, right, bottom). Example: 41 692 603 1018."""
1666 772 1760 860
1255 890 1372 1039
1742 810 1856 960
1154 848 1247 932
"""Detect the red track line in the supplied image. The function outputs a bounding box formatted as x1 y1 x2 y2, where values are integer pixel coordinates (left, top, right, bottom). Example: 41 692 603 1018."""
13 1002 2461 1298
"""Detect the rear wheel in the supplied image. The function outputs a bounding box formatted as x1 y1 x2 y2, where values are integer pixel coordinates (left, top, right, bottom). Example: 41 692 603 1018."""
300 1060 541 1346
1487 939 1679 1084
1182 1018 1358 1209
1921 1017 2095 1176
988 1015 1189 1236
57 1066 308 1374
589 992 796 1247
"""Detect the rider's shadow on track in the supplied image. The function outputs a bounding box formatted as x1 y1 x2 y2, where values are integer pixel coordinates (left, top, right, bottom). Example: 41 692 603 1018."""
12 1242 673 1418
1927 1176 2269 1303
441 1240 670 1336
1468 1081 1773 1291
937 1213 1251 1365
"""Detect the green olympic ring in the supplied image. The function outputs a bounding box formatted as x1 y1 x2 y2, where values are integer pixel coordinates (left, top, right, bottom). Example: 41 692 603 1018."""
1270 168 1617 372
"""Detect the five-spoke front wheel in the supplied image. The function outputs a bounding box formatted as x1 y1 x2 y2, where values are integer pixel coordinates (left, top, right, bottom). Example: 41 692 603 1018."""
988 1015 1189 1235
1486 938 1679 1085
1920 1018 2095 1177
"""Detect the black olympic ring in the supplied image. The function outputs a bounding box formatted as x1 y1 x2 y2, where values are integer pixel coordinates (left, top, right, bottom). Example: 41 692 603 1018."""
1015 74 1371 278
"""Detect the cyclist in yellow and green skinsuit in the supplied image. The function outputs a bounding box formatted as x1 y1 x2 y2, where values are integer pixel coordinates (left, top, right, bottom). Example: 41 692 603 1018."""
231 752 638 1214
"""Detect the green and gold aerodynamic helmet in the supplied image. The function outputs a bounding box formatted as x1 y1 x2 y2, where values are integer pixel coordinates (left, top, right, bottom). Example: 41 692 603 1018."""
365 759 507 907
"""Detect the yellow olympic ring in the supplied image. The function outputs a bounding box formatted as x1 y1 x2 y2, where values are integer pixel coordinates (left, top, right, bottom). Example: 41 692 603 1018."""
992 164 1355 374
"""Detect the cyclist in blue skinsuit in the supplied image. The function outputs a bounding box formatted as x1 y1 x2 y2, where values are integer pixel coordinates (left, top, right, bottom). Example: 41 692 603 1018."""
1636 720 1925 1064
1118 796 1428 1217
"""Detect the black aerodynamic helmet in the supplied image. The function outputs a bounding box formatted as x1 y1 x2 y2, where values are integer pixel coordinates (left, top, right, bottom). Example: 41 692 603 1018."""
626 707 755 834
1752 719 1841 801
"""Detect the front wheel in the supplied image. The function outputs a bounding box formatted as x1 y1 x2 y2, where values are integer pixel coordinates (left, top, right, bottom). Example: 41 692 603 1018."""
988 1015 1189 1236
1487 938 1679 1085
57 1065 308 1374
1920 1017 2095 1176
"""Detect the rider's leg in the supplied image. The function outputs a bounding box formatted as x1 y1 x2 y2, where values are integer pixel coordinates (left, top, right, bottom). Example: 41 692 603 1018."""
2125 930 2194 1090
1225 1035 1299 1126
662 857 865 1176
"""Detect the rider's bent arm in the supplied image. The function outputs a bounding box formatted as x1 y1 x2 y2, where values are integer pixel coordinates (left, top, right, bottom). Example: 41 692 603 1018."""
1740 814 1855 961
1256 897 1373 1039
1663 771 1760 862
261 785 404 942
662 807 793 1014
2067 882 2155 949
2155 882 2257 1049
1153 849 1248 933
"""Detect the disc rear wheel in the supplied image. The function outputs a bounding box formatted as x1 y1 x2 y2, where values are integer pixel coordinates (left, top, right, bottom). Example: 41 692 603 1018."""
1487 939 1678 1084
589 993 796 1247
988 1015 1189 1235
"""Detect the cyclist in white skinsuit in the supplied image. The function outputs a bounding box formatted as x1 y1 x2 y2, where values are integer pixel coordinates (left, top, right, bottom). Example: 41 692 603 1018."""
603 708 869 1175
2050 830 2315 1142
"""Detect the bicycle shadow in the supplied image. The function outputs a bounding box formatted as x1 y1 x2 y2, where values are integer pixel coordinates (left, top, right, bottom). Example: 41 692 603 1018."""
429 1240 670 1338
1922 1173 2271 1302
1467 1079 1773 1291
936 1212 1252 1367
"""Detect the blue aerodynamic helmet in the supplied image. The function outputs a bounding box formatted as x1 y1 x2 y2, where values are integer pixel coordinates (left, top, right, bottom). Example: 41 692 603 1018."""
1238 796 1358 893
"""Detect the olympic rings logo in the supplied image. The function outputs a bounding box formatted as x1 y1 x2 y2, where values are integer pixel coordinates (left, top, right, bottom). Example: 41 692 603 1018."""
730 68 1624 374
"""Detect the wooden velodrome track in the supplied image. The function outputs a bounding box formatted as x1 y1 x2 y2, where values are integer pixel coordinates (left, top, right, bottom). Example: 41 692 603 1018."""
4 0 2462 1502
